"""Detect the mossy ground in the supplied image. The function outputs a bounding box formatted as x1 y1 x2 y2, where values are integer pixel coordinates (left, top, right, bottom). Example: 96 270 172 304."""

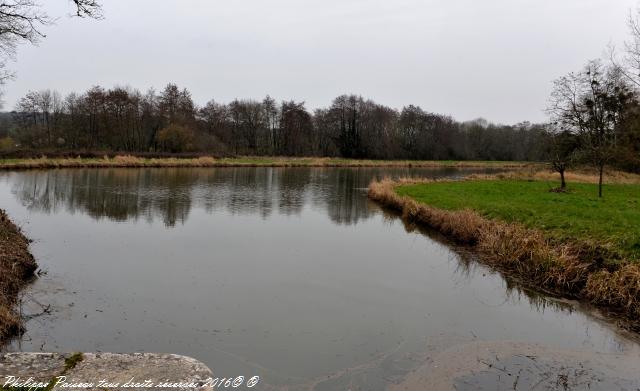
0 353 83 391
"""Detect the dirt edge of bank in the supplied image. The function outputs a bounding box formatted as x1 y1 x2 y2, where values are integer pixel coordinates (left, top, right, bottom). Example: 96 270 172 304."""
0 209 37 343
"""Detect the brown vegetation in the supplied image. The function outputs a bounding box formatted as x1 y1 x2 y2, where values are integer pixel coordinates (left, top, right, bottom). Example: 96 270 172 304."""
467 168 640 185
0 156 540 170
368 178 640 328
0 209 37 342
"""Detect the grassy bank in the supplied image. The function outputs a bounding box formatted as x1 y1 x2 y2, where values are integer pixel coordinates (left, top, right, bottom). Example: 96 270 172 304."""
368 175 640 329
0 210 37 342
0 155 539 170
396 180 640 262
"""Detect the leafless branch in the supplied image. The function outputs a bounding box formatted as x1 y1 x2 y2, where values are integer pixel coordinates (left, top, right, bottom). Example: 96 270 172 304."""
71 0 102 19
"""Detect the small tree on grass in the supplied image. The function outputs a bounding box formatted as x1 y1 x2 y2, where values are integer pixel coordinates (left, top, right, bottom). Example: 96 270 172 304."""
548 60 634 197
548 128 579 189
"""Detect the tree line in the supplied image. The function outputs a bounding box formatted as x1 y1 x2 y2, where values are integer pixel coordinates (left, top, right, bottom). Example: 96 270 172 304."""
1 0 640 185
0 1 550 163
2 86 551 161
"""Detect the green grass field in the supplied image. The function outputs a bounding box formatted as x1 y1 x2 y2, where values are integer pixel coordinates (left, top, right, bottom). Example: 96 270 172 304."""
396 180 640 261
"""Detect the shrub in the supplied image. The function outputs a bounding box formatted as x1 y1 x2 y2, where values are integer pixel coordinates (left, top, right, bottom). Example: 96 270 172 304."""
157 124 195 153
0 137 16 152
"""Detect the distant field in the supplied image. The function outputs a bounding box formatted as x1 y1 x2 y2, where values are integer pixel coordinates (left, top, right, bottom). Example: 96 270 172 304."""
396 180 640 261
0 156 540 169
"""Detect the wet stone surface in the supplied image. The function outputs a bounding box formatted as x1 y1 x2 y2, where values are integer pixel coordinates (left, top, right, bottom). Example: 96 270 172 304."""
0 353 214 391
0 352 68 380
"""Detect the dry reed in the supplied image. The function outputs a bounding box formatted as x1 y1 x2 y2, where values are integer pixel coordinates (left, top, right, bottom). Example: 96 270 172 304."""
0 156 541 170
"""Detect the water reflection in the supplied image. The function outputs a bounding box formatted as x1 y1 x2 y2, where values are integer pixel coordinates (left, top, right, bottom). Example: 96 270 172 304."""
388 210 579 317
9 167 480 227
2 167 638 390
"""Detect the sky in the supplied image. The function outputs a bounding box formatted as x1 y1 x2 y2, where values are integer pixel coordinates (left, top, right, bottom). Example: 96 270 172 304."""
2 0 638 124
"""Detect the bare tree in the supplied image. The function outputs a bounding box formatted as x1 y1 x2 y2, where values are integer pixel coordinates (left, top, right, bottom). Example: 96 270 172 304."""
72 0 102 18
0 1 102 84
279 100 312 156
548 60 633 197
329 95 365 158
262 95 278 154
611 8 640 88
547 127 579 189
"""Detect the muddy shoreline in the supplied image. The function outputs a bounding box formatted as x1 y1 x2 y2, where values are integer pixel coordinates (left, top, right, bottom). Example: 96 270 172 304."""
368 178 640 332
0 209 37 343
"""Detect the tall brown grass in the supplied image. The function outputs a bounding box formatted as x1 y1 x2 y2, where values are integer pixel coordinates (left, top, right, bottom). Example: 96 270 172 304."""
467 168 640 185
368 178 640 326
0 156 541 170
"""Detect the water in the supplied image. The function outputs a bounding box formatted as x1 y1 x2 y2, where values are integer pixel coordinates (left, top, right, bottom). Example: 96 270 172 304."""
1 167 638 389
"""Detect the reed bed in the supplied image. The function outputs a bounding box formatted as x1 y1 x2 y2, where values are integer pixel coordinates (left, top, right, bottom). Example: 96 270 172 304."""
0 156 540 170
368 178 640 326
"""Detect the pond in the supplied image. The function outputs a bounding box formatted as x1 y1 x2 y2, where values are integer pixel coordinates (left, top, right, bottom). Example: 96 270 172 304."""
1 167 638 390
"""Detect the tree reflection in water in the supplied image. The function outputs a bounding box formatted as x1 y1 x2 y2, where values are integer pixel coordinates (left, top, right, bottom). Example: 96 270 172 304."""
10 167 488 227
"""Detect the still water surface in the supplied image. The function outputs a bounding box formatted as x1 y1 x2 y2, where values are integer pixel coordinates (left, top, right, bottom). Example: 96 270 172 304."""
0 167 638 389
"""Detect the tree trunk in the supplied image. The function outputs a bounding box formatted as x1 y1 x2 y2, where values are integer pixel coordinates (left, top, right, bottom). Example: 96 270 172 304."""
598 164 604 198
560 169 566 189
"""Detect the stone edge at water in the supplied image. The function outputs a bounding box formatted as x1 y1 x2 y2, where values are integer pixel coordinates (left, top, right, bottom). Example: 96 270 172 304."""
0 353 214 391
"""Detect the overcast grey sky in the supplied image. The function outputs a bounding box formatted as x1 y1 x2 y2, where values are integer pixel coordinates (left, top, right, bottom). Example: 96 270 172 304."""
3 0 637 123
